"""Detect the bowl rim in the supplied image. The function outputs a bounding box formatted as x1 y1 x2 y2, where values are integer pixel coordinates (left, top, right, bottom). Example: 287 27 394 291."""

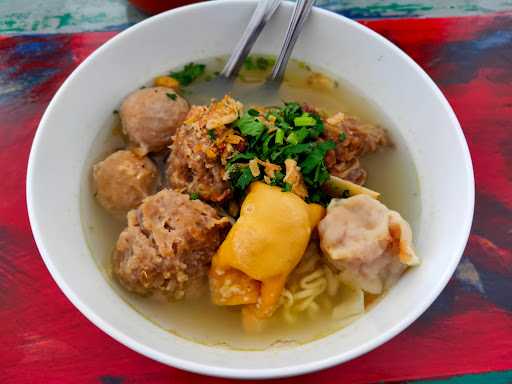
26 0 475 379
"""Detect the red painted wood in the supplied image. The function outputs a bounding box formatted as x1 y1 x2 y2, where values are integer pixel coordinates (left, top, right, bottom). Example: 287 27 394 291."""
1 14 512 384
128 0 200 15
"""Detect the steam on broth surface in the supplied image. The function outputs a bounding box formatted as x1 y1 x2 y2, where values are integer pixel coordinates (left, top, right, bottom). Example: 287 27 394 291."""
81 57 420 350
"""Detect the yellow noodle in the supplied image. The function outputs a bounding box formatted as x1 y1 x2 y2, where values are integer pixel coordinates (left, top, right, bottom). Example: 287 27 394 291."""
282 270 365 323
280 289 297 324
283 258 327 315
278 241 366 323
281 289 294 308
324 265 339 297
300 269 325 289
295 292 320 312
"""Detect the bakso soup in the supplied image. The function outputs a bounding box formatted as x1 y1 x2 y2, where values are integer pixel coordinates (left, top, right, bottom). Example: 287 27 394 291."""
82 58 420 349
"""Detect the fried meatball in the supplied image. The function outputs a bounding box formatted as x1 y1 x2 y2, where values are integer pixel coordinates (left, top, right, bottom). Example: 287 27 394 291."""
166 97 244 203
120 86 189 153
323 112 389 185
93 150 159 216
167 123 231 202
112 189 230 299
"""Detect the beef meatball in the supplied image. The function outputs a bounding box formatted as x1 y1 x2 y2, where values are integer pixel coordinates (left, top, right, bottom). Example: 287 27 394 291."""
166 96 246 203
167 122 231 202
112 189 230 299
93 150 159 216
120 86 189 153
323 112 389 185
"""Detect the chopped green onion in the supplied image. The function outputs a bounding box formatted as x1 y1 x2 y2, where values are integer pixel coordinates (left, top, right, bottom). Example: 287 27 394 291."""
170 63 205 86
234 167 255 190
255 56 275 70
286 128 309 145
275 128 284 144
243 57 256 70
225 101 334 204
233 115 266 137
294 115 316 127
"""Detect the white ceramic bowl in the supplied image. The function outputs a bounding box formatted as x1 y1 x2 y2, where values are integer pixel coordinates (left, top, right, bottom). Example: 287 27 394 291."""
27 0 474 379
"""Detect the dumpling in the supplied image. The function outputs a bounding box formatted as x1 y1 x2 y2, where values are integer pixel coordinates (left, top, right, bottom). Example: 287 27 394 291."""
209 182 325 328
318 194 418 294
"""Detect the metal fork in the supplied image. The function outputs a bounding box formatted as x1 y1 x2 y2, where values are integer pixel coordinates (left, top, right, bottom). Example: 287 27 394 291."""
270 0 315 82
189 0 281 104
234 0 316 105
222 0 282 78
190 0 315 105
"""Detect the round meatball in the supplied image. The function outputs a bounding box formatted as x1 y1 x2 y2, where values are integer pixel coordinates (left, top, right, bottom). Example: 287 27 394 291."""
112 189 230 299
120 86 189 153
93 150 159 216
322 112 389 185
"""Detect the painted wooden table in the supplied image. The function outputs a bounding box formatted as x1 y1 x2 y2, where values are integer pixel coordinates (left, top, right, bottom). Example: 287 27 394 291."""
1 2 512 384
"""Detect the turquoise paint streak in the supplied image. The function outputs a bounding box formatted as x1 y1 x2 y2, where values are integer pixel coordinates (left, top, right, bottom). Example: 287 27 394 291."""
316 0 512 18
414 370 512 384
0 0 144 34
1 0 512 33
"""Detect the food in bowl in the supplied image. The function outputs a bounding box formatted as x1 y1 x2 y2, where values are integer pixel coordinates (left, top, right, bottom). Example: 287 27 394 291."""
27 1 473 374
83 57 421 349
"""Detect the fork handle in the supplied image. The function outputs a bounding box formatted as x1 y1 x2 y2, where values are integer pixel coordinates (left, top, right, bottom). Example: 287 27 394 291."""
221 0 282 78
270 0 315 81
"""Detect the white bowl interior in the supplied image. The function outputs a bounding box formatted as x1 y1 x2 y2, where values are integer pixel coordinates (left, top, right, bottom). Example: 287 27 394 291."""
27 0 474 378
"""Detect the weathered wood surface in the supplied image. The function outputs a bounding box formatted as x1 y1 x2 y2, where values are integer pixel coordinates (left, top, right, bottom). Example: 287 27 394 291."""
1 0 512 34
0 13 511 384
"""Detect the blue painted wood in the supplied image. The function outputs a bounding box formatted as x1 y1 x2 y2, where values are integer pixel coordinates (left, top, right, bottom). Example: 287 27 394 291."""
1 0 512 34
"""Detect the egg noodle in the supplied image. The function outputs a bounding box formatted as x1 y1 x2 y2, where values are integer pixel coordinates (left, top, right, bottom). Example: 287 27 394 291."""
280 243 334 322
279 241 366 324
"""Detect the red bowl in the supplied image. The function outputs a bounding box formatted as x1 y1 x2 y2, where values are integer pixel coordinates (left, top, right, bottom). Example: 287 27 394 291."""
129 0 200 15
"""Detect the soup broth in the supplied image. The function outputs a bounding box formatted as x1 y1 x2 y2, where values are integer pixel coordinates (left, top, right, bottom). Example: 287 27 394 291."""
81 57 421 350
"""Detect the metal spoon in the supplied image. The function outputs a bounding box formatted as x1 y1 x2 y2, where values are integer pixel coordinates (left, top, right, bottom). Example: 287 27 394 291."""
189 0 281 104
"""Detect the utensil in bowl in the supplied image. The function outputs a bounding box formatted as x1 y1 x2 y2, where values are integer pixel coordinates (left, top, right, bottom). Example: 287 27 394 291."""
194 0 315 106
190 0 281 104
235 0 315 105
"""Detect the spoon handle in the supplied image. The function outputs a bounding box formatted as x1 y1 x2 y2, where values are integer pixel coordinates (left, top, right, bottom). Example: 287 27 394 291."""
270 0 315 81
221 0 282 78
